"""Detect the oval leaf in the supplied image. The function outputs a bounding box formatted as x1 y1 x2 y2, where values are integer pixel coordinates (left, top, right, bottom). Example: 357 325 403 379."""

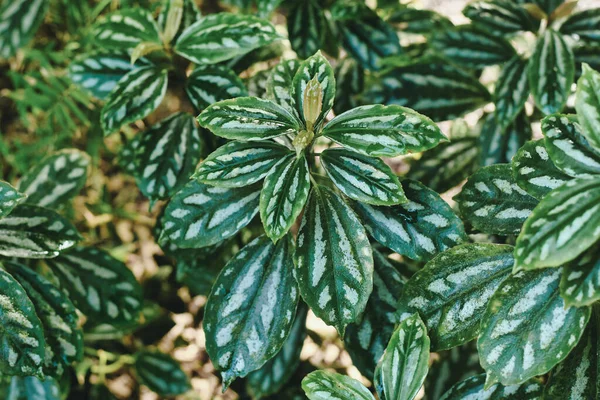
575 63 600 152
185 65 247 112
463 0 539 36
287 0 325 60
560 244 600 307
560 8 600 44
440 374 543 400
0 0 48 59
0 181 25 218
480 111 531 166
92 9 161 50
134 351 190 396
267 59 300 116
493 56 530 128
6 376 60 400
302 370 375 400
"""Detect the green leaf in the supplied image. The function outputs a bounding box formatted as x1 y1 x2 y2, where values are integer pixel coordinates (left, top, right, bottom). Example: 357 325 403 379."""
287 0 325 60
0 267 45 377
511 140 570 199
528 29 575 115
344 250 406 380
463 0 539 36
185 65 247 112
440 374 543 399
575 63 600 152
291 51 335 131
431 25 515 69
302 370 375 400
365 58 491 122
0 181 25 218
46 247 143 327
322 104 446 158
456 164 538 235
333 58 364 115
0 0 48 59
493 56 530 128
532 0 562 15
295 185 373 336
320 148 405 206
92 9 161 51
246 68 271 98
480 111 531 166
18 149 90 209
193 141 291 188
198 97 300 141
397 243 514 351
354 179 466 262
267 59 300 116
560 244 600 307
544 307 598 399
157 0 201 43
0 205 80 258
374 313 430 400
131 112 203 202
159 180 260 248
6 376 60 400
559 8 600 44
387 8 452 35
514 177 600 270
260 153 310 242
246 304 308 399
204 235 299 388
174 13 280 64
542 113 600 177
3 262 82 377
134 351 190 396
478 268 591 386
101 66 168 135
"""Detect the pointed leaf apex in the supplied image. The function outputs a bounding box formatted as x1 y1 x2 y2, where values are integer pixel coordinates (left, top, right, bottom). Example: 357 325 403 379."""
483 373 498 390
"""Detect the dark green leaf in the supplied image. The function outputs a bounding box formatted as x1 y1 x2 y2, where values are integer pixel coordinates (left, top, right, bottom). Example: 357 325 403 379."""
0 181 25 218
92 9 161 51
134 351 190 396
157 0 201 43
302 370 375 400
480 111 531 166
387 8 452 34
0 0 48 59
440 374 543 399
185 65 247 112
575 63 600 152
493 56 530 128
6 376 60 400
463 0 539 36
333 58 364 115
287 0 325 59
560 8 600 44
560 244 600 307
267 59 301 116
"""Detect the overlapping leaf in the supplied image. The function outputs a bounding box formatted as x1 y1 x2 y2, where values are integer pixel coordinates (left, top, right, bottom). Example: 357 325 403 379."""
333 58 364 115
440 374 543 399
134 351 190 396
18 149 89 209
575 64 600 151
101 66 168 135
287 0 325 59
493 56 529 128
463 0 538 36
560 244 600 307
0 0 48 59
511 140 569 199
295 185 373 336
174 13 280 64
159 180 261 248
185 65 247 112
267 59 300 115
560 8 600 45
0 181 25 218
157 0 201 43
0 205 80 258
387 8 452 34
480 111 531 166
398 244 514 351
478 268 590 386
354 179 466 262
302 370 375 400
374 313 430 400
204 235 299 388
5 376 60 400
46 247 143 327
92 9 161 51
0 268 45 377
514 177 600 270
322 104 445 157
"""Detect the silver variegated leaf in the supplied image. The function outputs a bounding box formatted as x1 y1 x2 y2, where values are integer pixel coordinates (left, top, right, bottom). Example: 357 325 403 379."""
528 29 575 115
185 65 247 112
119 132 143 175
514 177 600 270
0 205 80 258
46 246 143 327
456 164 538 235
260 153 310 242
0 268 45 377
204 235 299 388
0 181 25 218
0 0 48 59
18 149 90 209
397 243 514 351
295 185 373 336
101 66 168 136
480 111 531 166
511 140 569 199
291 51 335 131
92 9 161 51
542 113 600 177
320 148 405 206
345 250 406 380
6 376 60 400
157 0 201 43
431 25 515 69
174 13 280 64
193 141 291 188
333 58 364 115
544 308 598 399
374 313 430 400
463 0 539 36
560 244 600 307
287 0 325 60
159 180 260 248
575 63 600 152
246 304 308 399
354 179 466 262
3 261 82 377
197 97 300 141
302 370 375 400
440 374 543 400
134 351 190 396
478 268 591 386
131 112 203 202
386 8 452 35
493 56 529 129
560 8 600 45
267 59 300 116
322 104 446 157
246 68 271 98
